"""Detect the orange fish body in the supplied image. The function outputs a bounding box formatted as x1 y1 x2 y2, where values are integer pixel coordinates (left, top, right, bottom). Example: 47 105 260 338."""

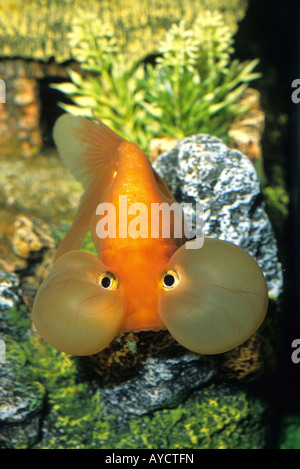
53 118 185 333
32 115 268 357
92 140 184 332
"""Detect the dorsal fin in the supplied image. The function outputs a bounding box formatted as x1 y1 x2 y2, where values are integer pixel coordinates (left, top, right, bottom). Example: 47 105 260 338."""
53 114 125 189
53 115 126 259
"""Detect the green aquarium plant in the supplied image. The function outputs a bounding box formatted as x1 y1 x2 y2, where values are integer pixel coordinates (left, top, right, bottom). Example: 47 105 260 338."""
52 14 154 149
141 12 261 139
53 10 260 148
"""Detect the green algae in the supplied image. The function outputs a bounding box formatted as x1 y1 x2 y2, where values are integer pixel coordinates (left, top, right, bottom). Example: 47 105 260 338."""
11 323 265 447
7 303 31 339
0 335 46 449
2 302 268 449
103 384 267 449
263 185 289 240
279 414 300 449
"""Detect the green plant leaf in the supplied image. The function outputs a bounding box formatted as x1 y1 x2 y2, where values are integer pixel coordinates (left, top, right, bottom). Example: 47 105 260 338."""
52 10 261 148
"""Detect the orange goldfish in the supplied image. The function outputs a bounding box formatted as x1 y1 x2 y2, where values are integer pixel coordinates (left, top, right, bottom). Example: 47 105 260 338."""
32 115 268 356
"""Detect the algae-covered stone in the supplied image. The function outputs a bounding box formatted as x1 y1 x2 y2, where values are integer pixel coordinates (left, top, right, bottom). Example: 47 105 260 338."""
0 314 270 449
0 271 45 448
94 333 216 418
107 382 268 449
0 271 20 334
0 337 45 449
26 342 268 449
24 330 269 449
0 270 31 340
100 353 215 418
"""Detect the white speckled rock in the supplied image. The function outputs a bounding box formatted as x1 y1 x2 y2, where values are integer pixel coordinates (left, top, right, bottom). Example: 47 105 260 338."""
101 353 216 418
153 134 283 299
0 271 20 334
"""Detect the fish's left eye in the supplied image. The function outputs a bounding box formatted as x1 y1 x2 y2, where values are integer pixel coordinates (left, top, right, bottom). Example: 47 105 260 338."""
97 272 118 290
163 270 179 289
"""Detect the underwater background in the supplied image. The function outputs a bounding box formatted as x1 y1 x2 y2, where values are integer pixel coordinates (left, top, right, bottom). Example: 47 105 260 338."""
0 0 299 449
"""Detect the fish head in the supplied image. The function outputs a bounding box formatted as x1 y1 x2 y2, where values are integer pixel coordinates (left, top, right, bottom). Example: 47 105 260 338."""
32 237 268 357
102 244 173 333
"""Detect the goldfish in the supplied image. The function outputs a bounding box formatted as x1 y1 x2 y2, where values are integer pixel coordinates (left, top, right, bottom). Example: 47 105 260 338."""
32 115 268 356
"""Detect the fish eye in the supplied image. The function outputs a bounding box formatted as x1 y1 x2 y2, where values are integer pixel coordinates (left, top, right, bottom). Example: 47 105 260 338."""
163 270 179 289
97 272 118 290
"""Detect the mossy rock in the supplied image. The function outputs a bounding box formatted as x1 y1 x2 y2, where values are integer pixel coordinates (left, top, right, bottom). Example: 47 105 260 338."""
0 335 46 449
96 382 268 449
0 300 270 449
37 379 268 449
0 152 82 235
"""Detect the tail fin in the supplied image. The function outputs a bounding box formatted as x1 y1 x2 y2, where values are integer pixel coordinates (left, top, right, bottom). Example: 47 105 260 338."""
53 114 125 259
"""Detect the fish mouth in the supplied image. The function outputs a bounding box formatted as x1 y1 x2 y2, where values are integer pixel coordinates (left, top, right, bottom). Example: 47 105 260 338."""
119 309 167 334
120 321 167 334
130 325 166 333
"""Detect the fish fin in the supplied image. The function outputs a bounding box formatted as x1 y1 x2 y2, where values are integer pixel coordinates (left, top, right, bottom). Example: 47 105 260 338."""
53 115 126 259
54 182 100 260
53 114 125 189
152 168 177 204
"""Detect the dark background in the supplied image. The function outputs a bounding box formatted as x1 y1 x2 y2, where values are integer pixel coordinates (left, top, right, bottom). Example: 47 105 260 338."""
234 0 300 447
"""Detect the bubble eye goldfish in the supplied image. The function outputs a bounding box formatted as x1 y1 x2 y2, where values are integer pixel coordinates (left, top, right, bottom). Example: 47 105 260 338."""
32 115 268 356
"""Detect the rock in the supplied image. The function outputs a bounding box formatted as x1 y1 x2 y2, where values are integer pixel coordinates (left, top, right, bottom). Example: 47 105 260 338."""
12 78 36 107
30 332 269 449
19 103 39 132
228 88 265 164
0 153 82 222
0 345 45 449
153 134 283 299
0 134 278 449
107 381 268 449
100 346 216 419
12 215 55 260
0 216 56 308
149 137 177 162
0 213 56 310
0 271 45 449
0 271 21 334
32 348 269 449
79 330 218 418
